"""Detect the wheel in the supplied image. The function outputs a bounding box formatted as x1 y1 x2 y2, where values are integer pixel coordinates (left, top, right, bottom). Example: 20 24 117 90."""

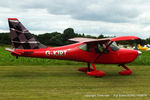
86 70 105 77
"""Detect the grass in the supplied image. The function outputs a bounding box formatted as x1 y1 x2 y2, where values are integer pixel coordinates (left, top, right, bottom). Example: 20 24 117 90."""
130 50 150 65
0 65 149 100
0 46 150 99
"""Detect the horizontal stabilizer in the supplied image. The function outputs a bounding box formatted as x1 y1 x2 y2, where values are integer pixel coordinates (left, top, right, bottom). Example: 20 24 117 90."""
5 48 22 55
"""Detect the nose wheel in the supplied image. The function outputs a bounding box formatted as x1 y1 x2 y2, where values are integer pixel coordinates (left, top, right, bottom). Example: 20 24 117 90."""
119 64 132 75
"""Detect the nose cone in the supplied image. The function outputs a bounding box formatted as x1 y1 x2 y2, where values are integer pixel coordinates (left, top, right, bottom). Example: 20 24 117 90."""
119 49 138 64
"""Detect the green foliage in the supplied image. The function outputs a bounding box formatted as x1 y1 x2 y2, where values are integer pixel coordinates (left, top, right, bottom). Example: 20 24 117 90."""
129 50 150 65
50 34 64 46
98 34 105 38
0 33 11 45
63 28 75 40
62 28 76 45
36 32 61 45
0 28 150 47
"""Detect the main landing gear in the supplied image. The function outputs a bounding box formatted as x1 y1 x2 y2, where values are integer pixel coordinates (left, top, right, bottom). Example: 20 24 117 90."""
118 64 132 75
78 63 105 77
78 63 132 77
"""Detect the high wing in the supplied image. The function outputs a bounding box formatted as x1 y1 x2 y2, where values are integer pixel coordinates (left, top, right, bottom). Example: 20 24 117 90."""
69 36 139 43
69 37 110 43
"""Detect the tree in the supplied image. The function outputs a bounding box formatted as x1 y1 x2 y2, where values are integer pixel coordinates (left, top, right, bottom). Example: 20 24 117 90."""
49 34 63 46
62 28 76 45
36 32 61 45
62 28 75 40
0 33 11 45
98 34 105 38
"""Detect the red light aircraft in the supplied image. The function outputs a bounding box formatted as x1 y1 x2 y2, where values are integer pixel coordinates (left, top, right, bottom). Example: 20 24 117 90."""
6 18 141 77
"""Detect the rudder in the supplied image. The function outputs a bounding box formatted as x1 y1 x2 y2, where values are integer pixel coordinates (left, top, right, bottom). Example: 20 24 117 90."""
8 18 47 49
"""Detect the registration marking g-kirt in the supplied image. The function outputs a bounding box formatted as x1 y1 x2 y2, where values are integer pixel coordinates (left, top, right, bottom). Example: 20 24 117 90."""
45 50 67 56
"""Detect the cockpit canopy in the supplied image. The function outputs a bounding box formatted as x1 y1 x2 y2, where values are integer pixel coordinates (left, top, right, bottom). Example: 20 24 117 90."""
78 42 119 53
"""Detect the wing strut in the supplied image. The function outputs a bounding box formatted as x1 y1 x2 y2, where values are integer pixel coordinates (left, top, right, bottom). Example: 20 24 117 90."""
93 41 113 63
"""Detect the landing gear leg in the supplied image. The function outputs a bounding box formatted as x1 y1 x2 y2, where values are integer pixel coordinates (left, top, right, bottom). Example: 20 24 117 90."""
87 63 90 72
78 63 94 72
119 64 132 75
86 63 105 77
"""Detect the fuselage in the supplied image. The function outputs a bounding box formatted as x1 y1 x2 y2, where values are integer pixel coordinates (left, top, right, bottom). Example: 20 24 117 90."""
13 42 139 64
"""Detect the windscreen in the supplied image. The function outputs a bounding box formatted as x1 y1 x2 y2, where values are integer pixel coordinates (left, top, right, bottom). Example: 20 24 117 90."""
109 42 120 51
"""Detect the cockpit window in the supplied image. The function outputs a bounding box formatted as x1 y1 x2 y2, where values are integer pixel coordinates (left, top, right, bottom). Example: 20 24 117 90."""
78 42 119 52
78 44 90 51
95 44 104 53
95 44 109 53
109 42 120 51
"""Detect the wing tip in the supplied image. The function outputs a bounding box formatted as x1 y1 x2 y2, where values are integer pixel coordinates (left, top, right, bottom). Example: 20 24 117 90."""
111 36 139 41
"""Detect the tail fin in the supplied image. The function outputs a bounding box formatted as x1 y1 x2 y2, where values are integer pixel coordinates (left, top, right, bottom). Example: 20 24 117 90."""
8 18 47 49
